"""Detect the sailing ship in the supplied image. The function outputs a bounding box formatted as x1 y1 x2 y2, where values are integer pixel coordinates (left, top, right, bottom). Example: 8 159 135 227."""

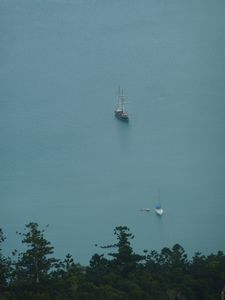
155 189 164 216
114 87 129 121
155 205 163 216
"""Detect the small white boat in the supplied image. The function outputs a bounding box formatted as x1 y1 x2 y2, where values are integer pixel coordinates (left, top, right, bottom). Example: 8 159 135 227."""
155 205 163 216
155 189 163 216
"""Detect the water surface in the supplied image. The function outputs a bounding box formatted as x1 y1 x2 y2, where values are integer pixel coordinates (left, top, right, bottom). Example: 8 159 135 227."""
1 0 225 263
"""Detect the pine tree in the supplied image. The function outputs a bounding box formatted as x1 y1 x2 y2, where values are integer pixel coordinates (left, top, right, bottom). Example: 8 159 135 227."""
101 226 144 277
0 229 11 292
15 222 58 286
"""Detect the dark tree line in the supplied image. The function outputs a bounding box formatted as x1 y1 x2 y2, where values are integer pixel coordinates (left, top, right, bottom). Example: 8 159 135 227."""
0 223 224 300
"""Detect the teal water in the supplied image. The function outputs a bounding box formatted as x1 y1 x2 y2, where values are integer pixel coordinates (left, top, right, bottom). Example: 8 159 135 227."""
1 0 225 264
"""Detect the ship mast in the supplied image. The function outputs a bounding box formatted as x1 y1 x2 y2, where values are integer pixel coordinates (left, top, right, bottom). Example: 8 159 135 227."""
117 86 122 111
121 88 125 112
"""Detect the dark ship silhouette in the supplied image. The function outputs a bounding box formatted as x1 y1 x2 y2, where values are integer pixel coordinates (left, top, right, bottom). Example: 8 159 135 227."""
114 87 129 122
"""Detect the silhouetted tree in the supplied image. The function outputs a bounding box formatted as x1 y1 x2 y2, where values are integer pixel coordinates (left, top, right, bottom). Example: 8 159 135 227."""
0 229 11 292
0 223 224 300
14 223 58 288
100 226 144 277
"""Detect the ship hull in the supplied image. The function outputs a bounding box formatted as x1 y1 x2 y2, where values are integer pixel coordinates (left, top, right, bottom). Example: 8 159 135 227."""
114 111 129 122
155 208 163 216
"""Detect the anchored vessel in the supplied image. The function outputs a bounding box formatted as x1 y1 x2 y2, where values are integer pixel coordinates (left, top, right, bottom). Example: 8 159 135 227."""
155 189 164 216
155 205 163 216
114 87 129 122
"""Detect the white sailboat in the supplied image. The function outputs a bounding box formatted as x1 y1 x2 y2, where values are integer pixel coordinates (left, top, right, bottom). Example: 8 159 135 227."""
155 189 164 216
155 205 163 216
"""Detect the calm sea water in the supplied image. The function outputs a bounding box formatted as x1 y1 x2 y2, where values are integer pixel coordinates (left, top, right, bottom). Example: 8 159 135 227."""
1 0 225 264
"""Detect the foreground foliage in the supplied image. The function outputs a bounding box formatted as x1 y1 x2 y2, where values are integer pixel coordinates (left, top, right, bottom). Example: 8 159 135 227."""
0 223 224 300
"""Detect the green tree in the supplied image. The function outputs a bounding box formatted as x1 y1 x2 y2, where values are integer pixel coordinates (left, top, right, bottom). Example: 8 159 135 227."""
190 251 225 299
15 222 58 286
87 254 109 284
0 229 11 292
101 226 144 277
50 253 85 299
